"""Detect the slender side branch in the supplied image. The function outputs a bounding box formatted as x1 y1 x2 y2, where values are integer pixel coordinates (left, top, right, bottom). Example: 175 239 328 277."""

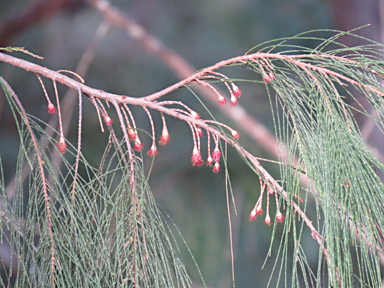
0 77 56 288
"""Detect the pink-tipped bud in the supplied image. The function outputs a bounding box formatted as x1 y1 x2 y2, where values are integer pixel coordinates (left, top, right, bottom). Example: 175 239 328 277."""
213 162 220 173
232 84 242 98
267 187 274 194
249 208 257 221
58 137 67 154
133 141 143 152
212 148 221 162
268 71 275 81
147 144 158 156
218 95 226 106
276 211 285 223
158 125 170 146
255 202 263 216
230 94 238 106
191 147 204 167
191 111 200 120
206 156 213 166
263 74 270 83
159 134 170 146
128 128 137 140
105 116 113 126
231 130 239 140
48 103 57 114
264 214 271 226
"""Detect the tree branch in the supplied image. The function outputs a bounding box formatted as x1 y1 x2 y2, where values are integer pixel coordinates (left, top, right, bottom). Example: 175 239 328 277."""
0 51 328 261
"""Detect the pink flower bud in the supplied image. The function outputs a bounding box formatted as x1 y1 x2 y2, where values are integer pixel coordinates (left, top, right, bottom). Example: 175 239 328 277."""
206 156 213 166
128 128 136 140
212 162 220 173
191 147 204 167
230 95 238 106
276 211 285 223
158 125 170 146
264 214 271 226
263 74 270 83
231 130 239 139
256 202 263 216
105 116 113 126
191 111 200 120
269 71 275 81
159 134 170 146
232 84 242 98
133 141 143 152
147 144 158 156
249 208 257 221
218 95 226 106
48 103 57 114
58 137 67 154
212 148 221 162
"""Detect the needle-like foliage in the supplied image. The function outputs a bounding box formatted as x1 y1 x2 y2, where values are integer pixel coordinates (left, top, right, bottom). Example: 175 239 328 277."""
0 79 191 287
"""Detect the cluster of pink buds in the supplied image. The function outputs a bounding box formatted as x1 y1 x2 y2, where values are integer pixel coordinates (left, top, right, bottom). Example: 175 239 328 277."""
198 73 242 107
249 179 285 225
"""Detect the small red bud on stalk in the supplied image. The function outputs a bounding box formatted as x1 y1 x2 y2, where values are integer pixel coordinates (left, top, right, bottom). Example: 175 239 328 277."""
263 74 270 83
230 94 238 106
58 136 67 154
231 130 239 140
256 201 263 216
133 140 143 152
158 125 170 146
249 201 263 221
231 84 242 98
264 213 271 226
276 211 285 223
47 103 57 114
218 95 226 106
191 147 204 167
212 148 221 162
268 71 276 81
147 143 158 156
128 128 136 140
105 116 113 126
191 111 200 120
206 156 213 166
249 208 257 221
212 162 220 174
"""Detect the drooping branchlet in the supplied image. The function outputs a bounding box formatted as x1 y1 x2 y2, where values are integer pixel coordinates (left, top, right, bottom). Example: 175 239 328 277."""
48 102 57 114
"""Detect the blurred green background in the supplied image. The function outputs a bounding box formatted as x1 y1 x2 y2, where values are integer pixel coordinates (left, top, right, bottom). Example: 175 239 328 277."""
0 0 380 287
